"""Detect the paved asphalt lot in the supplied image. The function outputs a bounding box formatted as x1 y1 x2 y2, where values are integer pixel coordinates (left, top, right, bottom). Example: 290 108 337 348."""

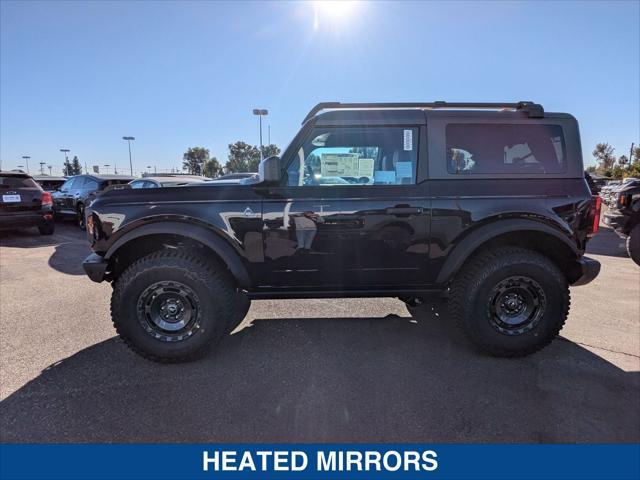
1 219 638 443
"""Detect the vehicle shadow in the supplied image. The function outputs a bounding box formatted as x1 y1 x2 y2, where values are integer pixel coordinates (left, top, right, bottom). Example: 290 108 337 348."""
1 311 638 443
587 221 630 258
0 224 89 276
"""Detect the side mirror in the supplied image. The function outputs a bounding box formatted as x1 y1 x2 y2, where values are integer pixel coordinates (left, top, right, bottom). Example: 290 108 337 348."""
259 156 281 184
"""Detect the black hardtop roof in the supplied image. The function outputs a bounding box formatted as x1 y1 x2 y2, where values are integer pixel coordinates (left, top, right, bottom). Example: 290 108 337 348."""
305 101 546 124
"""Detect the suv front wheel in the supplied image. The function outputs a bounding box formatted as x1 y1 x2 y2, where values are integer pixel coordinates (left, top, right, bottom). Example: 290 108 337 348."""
111 250 237 362
449 247 569 357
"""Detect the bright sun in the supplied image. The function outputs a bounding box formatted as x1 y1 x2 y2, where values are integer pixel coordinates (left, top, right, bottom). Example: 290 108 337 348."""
313 1 358 29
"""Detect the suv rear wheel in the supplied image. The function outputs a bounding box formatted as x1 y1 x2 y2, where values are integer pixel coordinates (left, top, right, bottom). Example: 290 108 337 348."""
111 250 237 362
449 247 569 357
626 224 640 266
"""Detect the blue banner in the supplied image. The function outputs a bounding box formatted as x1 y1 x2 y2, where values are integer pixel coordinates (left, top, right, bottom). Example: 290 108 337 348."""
1 444 638 480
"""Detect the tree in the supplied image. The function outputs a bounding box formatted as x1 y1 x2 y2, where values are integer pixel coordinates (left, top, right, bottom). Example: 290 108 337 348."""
592 143 615 171
202 157 222 178
63 159 73 176
225 141 261 173
71 156 82 175
618 155 629 168
182 147 210 175
261 144 281 159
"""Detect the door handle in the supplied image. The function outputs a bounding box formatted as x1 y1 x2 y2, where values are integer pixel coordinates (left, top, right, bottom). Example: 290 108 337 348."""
385 207 422 215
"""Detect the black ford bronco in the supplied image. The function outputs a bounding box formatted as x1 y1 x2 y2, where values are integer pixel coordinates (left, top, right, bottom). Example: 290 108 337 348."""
83 101 602 362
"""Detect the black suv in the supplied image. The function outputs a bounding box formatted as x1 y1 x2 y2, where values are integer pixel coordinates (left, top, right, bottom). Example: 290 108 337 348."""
0 171 55 235
83 101 601 362
603 179 640 265
52 174 134 229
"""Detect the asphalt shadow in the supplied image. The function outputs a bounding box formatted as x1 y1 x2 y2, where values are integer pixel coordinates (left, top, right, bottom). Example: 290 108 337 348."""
0 223 90 276
586 223 629 258
1 311 638 443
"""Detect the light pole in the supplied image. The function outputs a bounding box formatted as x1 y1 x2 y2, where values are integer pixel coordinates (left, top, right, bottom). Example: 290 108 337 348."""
39 162 46 175
48 165 52 175
60 149 70 175
21 156 30 173
252 109 268 159
103 164 110 174
122 136 135 175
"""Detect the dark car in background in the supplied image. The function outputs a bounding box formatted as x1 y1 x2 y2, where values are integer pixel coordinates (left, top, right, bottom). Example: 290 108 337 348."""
603 179 640 265
0 171 55 235
52 174 134 229
33 175 67 192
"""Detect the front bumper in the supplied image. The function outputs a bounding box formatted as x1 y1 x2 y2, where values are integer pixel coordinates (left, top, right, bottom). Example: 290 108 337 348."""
568 256 601 286
83 253 109 283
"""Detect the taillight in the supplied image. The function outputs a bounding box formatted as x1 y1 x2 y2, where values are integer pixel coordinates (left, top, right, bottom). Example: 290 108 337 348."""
588 195 601 237
41 191 52 207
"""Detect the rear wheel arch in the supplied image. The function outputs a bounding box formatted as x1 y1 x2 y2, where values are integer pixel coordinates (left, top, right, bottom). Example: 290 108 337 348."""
436 218 580 285
105 221 252 288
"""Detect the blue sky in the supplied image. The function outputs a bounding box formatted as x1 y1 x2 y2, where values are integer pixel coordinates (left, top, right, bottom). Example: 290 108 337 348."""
1 0 638 175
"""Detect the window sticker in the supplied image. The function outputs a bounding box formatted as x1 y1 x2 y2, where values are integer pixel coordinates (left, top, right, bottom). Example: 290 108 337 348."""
358 158 374 179
403 129 413 151
320 153 359 177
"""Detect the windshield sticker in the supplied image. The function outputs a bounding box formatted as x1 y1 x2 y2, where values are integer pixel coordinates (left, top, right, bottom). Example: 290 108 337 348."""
404 129 413 151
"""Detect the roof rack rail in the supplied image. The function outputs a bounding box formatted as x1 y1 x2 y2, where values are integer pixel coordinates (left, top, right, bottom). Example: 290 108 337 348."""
302 101 544 123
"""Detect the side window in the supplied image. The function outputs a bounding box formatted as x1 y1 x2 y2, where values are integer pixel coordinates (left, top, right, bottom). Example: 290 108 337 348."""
446 124 566 174
130 181 145 189
59 178 74 191
70 177 85 190
83 179 99 191
285 127 419 186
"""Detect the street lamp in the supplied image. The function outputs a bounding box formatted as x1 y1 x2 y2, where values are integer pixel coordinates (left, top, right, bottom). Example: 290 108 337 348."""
122 136 135 175
21 156 30 173
39 162 46 175
60 149 70 175
48 165 52 175
252 109 268 159
103 164 110 174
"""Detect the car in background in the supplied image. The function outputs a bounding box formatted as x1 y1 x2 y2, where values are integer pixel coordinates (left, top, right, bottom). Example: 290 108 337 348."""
603 179 640 265
0 171 55 235
129 175 209 189
33 175 67 192
52 174 134 229
206 172 259 184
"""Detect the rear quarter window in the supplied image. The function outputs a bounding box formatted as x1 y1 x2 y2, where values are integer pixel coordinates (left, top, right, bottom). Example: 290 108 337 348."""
446 124 566 174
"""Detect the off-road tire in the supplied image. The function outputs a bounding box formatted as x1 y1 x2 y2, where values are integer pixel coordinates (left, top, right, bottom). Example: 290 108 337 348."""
626 223 640 266
38 222 55 235
448 247 570 357
111 250 236 362
226 293 251 334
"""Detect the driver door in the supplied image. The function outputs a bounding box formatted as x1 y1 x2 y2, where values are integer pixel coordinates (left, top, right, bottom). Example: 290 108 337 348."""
259 125 430 289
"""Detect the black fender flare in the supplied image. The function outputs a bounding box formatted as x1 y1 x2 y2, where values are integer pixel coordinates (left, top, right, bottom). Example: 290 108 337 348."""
435 218 580 284
105 221 252 288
